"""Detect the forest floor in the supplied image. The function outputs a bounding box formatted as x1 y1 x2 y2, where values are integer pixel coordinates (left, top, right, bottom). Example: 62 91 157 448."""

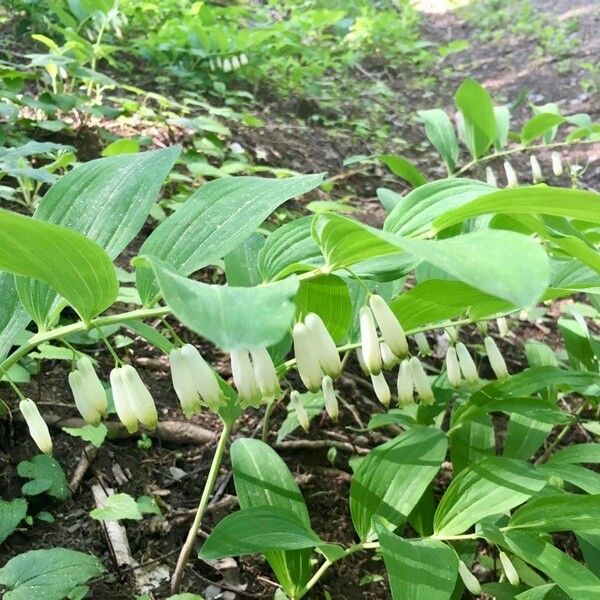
1 1 599 599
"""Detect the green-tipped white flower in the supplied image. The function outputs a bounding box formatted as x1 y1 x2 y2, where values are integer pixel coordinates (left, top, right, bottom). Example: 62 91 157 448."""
231 350 261 408
530 155 543 182
305 313 341 378
484 336 509 379
445 346 462 387
499 551 519 586
458 561 481 595
369 295 408 358
239 53 248 66
170 346 201 417
371 372 391 406
20 398 52 455
455 342 479 384
485 166 497 187
110 367 138 434
293 323 322 393
409 357 434 405
121 365 158 429
496 316 509 337
504 161 518 187
222 57 232 72
414 332 431 356
380 342 399 370
397 359 414 405
552 151 563 176
356 348 368 375
250 347 281 401
322 375 338 420
290 390 309 432
231 55 241 70
359 306 382 375
68 357 107 425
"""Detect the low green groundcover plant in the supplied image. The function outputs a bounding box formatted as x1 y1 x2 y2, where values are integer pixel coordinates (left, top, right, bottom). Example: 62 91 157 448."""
1 79 600 599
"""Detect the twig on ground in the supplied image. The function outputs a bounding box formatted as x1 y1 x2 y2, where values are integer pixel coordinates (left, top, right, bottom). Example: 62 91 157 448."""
69 444 98 493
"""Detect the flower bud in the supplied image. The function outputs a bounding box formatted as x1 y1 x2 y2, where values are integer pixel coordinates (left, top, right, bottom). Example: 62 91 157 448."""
180 343 225 413
396 359 414 405
321 375 338 420
231 350 261 407
552 151 563 176
250 347 280 400
485 166 497 187
170 346 201 417
409 357 434 405
290 390 309 432
458 560 481 595
121 365 158 429
239 53 248 66
445 346 461 387
499 551 520 586
380 342 399 370
293 323 322 393
356 348 368 375
77 357 107 414
110 367 138 434
496 316 509 337
484 336 509 379
20 398 52 455
504 161 518 187
304 313 341 378
369 295 408 358
455 342 479 384
414 332 431 356
231 55 241 70
359 306 382 375
370 372 391 406
222 58 232 72
68 371 102 425
445 326 458 342
530 155 543 182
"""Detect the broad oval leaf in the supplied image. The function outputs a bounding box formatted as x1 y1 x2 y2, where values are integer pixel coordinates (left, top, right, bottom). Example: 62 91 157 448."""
417 108 459 173
548 443 600 465
0 209 118 323
521 113 566 145
137 257 299 351
378 154 428 188
0 498 27 546
136 173 324 305
350 427 447 541
433 456 547 536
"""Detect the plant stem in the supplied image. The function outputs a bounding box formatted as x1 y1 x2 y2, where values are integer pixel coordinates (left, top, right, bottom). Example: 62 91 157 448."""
262 400 275 442
170 419 233 594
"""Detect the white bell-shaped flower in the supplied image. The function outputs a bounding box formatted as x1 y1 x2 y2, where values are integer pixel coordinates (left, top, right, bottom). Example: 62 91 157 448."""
121 365 158 430
414 332 431 356
181 344 224 413
110 367 139 434
304 313 341 378
455 342 479 384
552 151 563 176
458 561 481 595
380 342 399 370
504 161 518 187
484 336 509 379
369 295 408 358
68 370 102 425
290 390 309 432
68 357 107 425
371 372 391 406
292 323 322 392
250 347 280 401
321 375 338 420
485 166 497 187
170 346 202 418
445 346 462 387
496 316 509 337
397 359 414 405
359 306 382 375
499 551 520 586
530 155 543 182
356 348 368 375
230 350 261 408
409 357 434 405
20 398 52 455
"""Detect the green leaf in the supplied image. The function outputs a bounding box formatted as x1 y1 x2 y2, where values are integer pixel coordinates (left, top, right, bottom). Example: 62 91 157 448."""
433 457 546 536
417 109 459 173
494 105 511 150
17 455 69 500
539 464 600 495
0 273 29 362
549 444 600 465
449 413 495 474
125 320 175 354
62 424 108 448
433 186 600 233
136 173 323 305
136 495 161 516
224 233 264 287
516 584 569 600
503 530 600 599
0 498 28 545
378 154 428 188
375 520 458 600
137 257 299 351
350 427 447 541
0 549 103 600
258 217 324 282
295 274 352 342
90 493 143 521
16 147 179 328
0 209 118 323
100 138 140 157
520 113 566 144
231 438 313 595
508 494 600 532
455 79 496 158
384 178 495 237
198 507 322 560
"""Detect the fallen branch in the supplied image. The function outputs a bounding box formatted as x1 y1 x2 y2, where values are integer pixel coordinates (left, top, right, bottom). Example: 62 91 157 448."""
69 444 98 493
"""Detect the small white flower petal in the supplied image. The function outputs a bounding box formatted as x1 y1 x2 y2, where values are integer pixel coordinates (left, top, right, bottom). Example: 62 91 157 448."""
484 336 509 379
499 551 520 586
110 367 138 434
455 342 479 384
371 372 391 406
380 342 399 370
321 375 338 420
181 344 224 412
409 357 434 405
504 161 518 187
485 166 497 187
290 390 310 432
359 306 382 375
397 359 414 405
414 332 431 356
369 295 408 358
458 561 481 595
76 357 107 415
68 370 102 425
552 151 563 176
170 347 202 418
356 348 368 375
445 346 462 387
304 313 341 378
496 316 509 337
293 323 322 392
530 155 543 182
231 349 260 406
250 347 280 399
122 365 158 429
20 398 52 455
